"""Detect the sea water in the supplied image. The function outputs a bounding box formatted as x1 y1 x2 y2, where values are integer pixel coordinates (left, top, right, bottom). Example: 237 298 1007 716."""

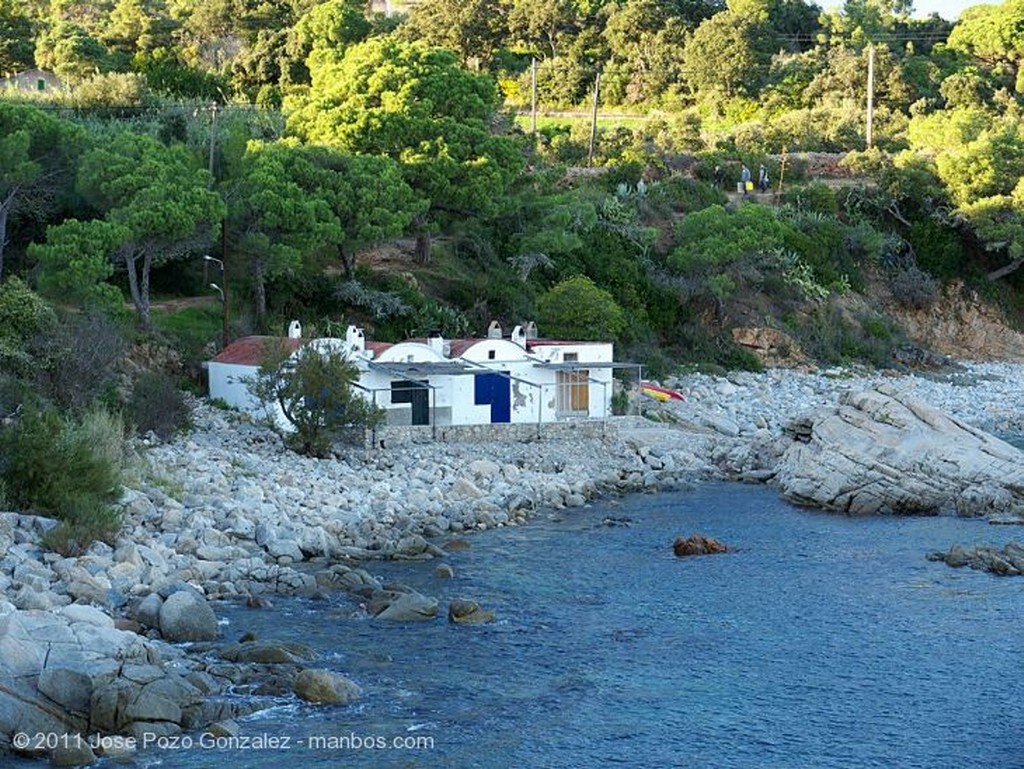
20 483 1024 768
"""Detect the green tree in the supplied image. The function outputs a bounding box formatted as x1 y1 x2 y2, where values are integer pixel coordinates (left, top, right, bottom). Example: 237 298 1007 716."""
132 47 227 100
0 276 56 378
682 11 777 100
398 0 509 70
248 340 384 457
102 0 176 56
287 143 427 278
34 21 112 83
287 0 371 80
285 38 524 263
0 0 36 72
228 139 342 326
507 0 579 58
0 102 86 281
76 131 225 330
29 218 124 311
948 0 1024 92
536 274 626 340
603 0 690 104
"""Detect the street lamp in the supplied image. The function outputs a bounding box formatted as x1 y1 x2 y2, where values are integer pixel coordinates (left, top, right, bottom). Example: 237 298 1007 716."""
204 255 229 348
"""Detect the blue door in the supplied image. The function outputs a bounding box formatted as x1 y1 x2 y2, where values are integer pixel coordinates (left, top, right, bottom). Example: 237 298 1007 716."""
474 373 511 423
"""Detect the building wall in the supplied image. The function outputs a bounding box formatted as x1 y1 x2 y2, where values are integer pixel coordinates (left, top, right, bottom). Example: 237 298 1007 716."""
209 335 616 431
208 361 289 429
208 362 259 411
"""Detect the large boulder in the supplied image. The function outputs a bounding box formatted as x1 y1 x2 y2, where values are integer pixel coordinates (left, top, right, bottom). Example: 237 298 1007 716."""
770 384 1024 516
293 669 361 705
447 599 495 625
373 592 438 622
158 591 219 642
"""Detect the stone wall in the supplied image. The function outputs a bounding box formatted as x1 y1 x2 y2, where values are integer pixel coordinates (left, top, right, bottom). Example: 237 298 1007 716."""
339 419 615 449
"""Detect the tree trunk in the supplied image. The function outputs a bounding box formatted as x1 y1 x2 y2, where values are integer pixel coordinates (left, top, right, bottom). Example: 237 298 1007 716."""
139 250 152 331
123 247 147 330
253 257 267 332
341 247 355 280
413 217 431 265
988 258 1024 281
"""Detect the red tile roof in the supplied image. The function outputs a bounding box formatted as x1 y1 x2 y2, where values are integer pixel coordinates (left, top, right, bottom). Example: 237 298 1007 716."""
365 341 393 357
211 336 305 366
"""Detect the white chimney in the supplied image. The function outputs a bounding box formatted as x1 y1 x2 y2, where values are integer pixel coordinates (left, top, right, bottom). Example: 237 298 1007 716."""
346 325 365 353
487 320 502 339
524 320 538 340
511 325 526 347
427 334 446 356
287 320 302 339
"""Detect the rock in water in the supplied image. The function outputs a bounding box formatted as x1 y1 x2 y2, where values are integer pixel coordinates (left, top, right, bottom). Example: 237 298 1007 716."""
293 669 362 704
771 384 1024 517
158 591 219 641
927 542 1024 576
373 592 438 622
673 534 728 557
448 599 495 624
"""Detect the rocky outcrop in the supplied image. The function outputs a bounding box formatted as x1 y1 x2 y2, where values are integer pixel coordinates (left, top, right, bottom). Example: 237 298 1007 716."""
891 282 1024 363
731 326 810 369
927 542 1024 575
672 534 729 557
769 384 1024 517
0 603 211 759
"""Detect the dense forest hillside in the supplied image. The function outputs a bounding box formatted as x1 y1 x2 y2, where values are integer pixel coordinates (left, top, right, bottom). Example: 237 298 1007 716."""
1 0 1024 381
2 0 1023 544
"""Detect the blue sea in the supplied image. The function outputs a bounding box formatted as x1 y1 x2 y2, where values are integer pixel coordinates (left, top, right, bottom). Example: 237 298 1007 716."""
20 483 1024 768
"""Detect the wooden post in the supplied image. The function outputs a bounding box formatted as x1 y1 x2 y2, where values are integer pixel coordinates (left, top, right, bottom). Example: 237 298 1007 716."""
776 145 788 201
866 44 875 149
587 72 600 167
531 58 538 135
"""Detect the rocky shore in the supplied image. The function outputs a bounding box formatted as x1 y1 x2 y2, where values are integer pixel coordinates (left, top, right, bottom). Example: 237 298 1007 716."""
3 360 1024 763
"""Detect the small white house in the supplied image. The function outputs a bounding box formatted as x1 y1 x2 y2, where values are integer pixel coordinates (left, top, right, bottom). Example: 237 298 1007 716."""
208 322 618 430
0 69 64 93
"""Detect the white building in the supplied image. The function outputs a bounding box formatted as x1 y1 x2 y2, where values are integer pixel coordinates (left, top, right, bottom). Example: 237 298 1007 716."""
208 322 618 430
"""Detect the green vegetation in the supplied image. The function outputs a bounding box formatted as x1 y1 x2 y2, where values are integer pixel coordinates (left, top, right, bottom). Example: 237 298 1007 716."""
248 341 385 457
1 0 1024 529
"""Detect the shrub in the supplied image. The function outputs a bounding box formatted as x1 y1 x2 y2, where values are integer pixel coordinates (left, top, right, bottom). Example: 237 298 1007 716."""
40 502 122 557
248 342 385 457
0 404 124 551
124 371 191 440
791 305 896 367
889 265 940 310
31 310 127 415
537 275 626 341
652 176 728 214
787 182 838 215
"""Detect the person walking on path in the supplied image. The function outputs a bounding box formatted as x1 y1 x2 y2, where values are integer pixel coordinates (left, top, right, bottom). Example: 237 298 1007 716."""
740 164 751 195
758 164 769 193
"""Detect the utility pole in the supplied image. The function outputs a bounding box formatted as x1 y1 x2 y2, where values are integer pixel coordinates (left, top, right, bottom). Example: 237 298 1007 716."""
866 44 875 149
531 58 538 135
208 102 218 183
588 72 601 167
